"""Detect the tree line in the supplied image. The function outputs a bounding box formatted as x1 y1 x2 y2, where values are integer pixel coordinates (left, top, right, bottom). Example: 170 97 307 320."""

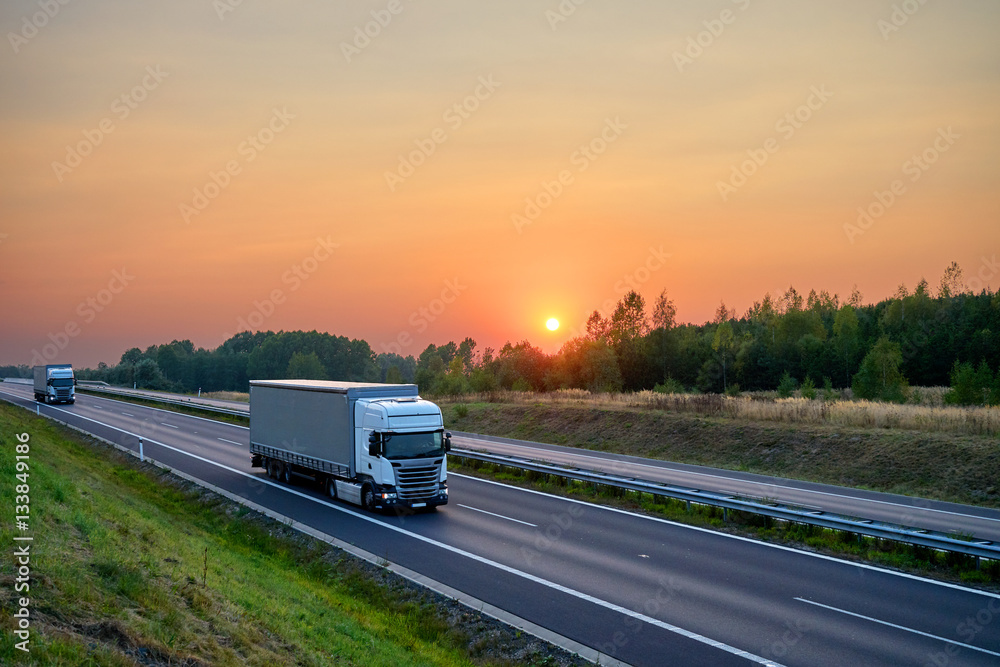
2 263 996 406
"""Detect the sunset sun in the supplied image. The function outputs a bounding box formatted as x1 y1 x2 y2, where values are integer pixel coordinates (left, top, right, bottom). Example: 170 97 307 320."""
546 318 560 331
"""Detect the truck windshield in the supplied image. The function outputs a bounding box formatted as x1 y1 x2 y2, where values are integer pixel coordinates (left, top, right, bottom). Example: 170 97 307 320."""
382 431 444 460
51 378 74 387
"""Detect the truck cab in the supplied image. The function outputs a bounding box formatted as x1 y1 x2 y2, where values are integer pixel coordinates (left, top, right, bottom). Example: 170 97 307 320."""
356 397 450 511
34 364 75 404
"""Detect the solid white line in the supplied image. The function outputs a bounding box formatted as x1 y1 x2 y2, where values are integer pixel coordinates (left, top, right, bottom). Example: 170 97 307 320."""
6 387 998 601
457 504 538 527
460 437 1000 524
73 389 249 429
22 400 782 666
448 473 1000 601
160 423 179 429
794 597 1000 657
51 393 1000 525
217 437 243 446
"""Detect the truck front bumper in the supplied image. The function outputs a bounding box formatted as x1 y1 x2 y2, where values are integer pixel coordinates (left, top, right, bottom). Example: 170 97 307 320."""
374 487 448 511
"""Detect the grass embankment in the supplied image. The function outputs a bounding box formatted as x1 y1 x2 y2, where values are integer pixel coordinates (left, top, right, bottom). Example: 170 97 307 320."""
0 403 581 666
441 397 1000 508
447 389 1000 437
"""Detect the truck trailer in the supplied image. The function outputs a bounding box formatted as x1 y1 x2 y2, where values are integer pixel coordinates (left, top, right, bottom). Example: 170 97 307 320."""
249 380 450 512
33 364 75 404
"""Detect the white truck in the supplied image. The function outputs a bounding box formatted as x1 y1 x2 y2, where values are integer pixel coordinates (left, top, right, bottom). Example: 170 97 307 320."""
249 380 450 512
33 364 75 404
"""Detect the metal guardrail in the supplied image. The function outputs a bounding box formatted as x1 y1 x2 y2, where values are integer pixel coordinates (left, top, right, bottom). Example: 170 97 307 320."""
50 383 1000 562
451 449 1000 563
77 385 249 417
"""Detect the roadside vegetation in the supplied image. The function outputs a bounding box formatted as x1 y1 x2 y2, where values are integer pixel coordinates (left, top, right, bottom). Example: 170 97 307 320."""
4 263 996 416
442 399 1000 509
443 387 1000 437
0 402 582 666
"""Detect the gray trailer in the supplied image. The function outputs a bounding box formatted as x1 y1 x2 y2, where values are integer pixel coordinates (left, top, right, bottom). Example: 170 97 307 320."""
249 380 449 512
33 364 75 404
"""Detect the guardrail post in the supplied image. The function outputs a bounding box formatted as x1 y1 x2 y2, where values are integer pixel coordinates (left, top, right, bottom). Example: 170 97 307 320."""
139 438 144 462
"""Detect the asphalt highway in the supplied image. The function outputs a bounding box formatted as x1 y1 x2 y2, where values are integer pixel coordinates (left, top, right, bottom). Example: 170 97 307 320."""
452 432 1000 543
3 384 998 667
57 382 1000 542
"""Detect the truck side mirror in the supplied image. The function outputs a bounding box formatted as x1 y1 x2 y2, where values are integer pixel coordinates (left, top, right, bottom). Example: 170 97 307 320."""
444 432 452 452
368 432 381 457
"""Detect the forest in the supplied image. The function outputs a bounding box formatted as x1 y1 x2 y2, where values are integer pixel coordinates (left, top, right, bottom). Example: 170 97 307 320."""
3 263 998 406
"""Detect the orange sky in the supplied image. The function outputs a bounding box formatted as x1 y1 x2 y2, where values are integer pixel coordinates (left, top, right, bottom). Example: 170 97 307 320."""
2 1 998 367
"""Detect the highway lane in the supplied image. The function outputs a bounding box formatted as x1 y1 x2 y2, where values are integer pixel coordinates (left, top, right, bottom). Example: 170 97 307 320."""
35 381 1000 542
3 386 999 666
452 431 1000 543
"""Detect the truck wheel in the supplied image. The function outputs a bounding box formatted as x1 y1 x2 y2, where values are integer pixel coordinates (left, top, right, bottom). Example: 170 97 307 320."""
281 463 292 484
362 484 377 512
267 459 280 479
325 477 337 500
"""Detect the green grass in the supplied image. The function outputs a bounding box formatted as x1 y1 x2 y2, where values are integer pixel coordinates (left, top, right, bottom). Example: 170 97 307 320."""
0 402 581 666
444 401 1000 508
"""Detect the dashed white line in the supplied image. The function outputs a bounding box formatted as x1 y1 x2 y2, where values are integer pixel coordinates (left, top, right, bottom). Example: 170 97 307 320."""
794 597 1000 657
16 399 782 667
217 437 243 446
121 412 134 417
457 504 538 527
461 438 1000 524
160 423 178 429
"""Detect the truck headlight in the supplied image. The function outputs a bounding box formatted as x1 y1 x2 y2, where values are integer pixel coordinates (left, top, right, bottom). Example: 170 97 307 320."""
380 492 397 500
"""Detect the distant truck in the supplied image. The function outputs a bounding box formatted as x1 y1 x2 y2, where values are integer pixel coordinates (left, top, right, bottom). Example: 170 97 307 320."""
249 380 450 512
33 364 75 404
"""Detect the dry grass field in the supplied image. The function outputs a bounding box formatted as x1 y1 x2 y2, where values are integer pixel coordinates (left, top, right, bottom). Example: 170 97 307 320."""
445 388 1000 437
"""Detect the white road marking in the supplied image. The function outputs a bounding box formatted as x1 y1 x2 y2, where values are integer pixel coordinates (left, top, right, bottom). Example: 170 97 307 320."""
5 387 998 600
794 597 1000 657
68 389 250 429
449 473 1000 601
160 423 178 429
460 437 1000 523
121 412 134 417
457 504 538 527
217 437 243 446
18 400 783 667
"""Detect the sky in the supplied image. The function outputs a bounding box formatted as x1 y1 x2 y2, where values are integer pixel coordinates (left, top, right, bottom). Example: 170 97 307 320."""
1 0 998 368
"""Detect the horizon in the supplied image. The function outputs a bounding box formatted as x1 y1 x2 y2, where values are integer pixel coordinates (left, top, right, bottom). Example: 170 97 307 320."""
3 2 998 368
11 266 995 370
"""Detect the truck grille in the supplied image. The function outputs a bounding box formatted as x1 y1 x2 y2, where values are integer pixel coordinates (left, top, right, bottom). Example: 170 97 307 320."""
395 463 440 500
55 389 71 399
